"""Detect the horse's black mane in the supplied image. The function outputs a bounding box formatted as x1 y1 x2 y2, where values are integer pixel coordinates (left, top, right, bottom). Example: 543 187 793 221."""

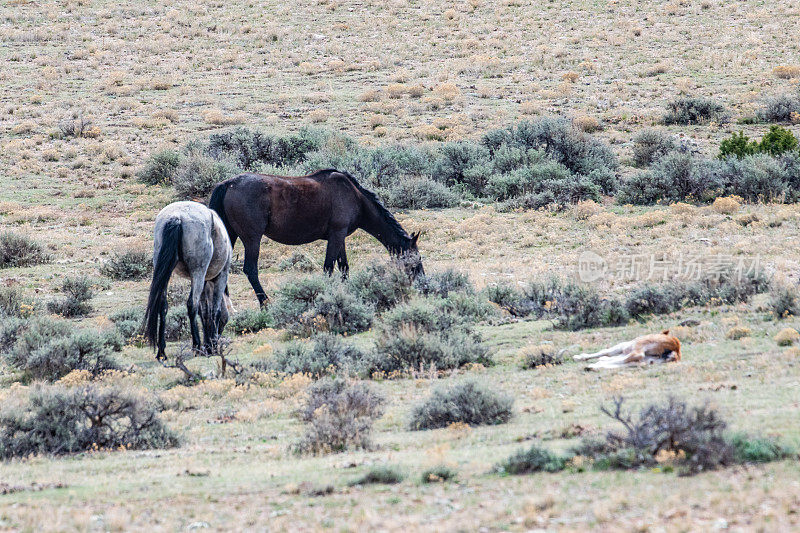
320 168 411 248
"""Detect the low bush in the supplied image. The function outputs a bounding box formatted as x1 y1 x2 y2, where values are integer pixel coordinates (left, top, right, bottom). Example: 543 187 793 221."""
206 127 323 169
0 232 49 269
618 151 720 205
349 466 404 485
273 334 363 377
295 378 384 454
0 286 34 318
383 176 458 209
728 433 795 463
173 151 239 199
483 283 534 317
101 250 152 281
421 465 457 483
4 316 121 381
415 269 473 298
758 94 800 123
758 125 799 156
46 276 94 317
227 308 273 335
109 307 144 343
632 129 676 167
496 444 567 475
369 298 492 374
663 96 727 125
137 149 181 185
769 283 800 318
271 275 374 336
347 260 413 312
719 131 759 160
0 384 178 459
164 307 189 341
587 397 734 475
409 380 513 430
519 344 563 369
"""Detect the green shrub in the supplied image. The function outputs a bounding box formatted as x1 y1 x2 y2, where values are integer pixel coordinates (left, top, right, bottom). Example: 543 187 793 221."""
0 232 49 269
383 176 458 209
295 378 384 454
496 444 567 475
758 125 799 156
421 465 457 483
350 466 404 485
5 317 122 380
347 260 413 312
101 250 152 281
728 433 795 463
227 308 273 335
758 94 800 123
137 149 181 185
719 131 758 160
409 380 513 430
632 129 676 167
0 384 178 459
46 276 94 317
272 334 363 376
663 96 727 125
173 150 239 199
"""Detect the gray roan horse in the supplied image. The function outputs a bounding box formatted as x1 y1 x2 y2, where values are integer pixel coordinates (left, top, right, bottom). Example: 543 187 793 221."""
143 201 232 364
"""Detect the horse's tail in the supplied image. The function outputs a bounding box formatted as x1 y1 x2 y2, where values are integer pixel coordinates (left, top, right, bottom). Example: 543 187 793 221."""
208 180 231 234
142 219 182 349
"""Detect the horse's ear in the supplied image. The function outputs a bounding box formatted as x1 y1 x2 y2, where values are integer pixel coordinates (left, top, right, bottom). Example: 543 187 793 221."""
661 329 670 335
411 231 420 246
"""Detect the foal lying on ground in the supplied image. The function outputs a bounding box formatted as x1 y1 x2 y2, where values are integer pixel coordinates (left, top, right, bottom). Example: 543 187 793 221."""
574 330 681 369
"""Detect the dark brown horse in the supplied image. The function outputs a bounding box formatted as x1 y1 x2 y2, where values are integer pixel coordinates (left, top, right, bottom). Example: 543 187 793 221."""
208 168 423 306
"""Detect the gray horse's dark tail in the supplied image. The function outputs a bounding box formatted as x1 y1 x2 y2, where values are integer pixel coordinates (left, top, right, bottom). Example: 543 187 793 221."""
143 219 182 349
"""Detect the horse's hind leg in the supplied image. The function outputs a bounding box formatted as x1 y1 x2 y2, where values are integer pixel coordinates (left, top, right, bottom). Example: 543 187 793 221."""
187 271 206 352
242 235 268 307
156 297 168 361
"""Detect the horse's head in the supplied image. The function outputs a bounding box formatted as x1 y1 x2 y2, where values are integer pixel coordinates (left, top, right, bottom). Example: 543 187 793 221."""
405 231 424 279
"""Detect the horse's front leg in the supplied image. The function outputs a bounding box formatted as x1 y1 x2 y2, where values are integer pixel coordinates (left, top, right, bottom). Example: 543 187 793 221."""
336 245 349 279
323 231 346 276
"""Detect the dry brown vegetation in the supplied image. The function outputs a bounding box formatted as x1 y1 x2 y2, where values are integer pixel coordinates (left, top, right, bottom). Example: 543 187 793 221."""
2 0 800 530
